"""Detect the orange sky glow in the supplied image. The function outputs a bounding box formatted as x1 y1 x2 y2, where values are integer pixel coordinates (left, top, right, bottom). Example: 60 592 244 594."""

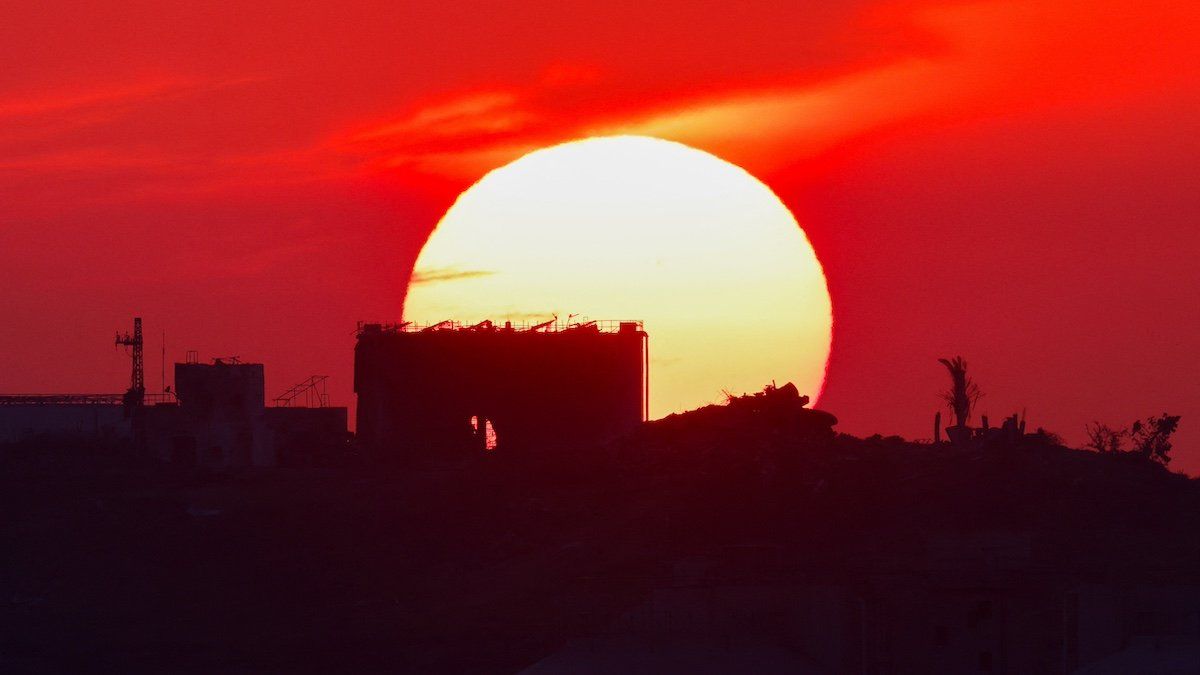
2 0 1198 469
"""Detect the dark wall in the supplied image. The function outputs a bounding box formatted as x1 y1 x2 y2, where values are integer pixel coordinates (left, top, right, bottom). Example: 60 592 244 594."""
175 363 266 417
170 362 268 467
355 324 646 458
265 407 349 465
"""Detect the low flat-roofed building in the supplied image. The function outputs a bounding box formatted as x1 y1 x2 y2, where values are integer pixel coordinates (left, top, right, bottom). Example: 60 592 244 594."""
145 359 347 468
0 396 131 444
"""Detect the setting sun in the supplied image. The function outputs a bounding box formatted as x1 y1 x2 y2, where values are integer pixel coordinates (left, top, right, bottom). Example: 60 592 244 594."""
403 135 833 417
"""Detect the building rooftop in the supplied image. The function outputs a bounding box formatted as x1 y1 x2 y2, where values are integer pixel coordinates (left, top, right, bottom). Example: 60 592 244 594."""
356 319 644 336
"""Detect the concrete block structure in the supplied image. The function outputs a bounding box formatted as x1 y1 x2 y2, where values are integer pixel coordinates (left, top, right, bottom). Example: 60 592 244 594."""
145 360 347 468
148 360 270 467
354 319 648 459
265 406 349 466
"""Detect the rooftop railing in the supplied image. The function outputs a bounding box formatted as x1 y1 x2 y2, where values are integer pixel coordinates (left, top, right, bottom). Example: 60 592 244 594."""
356 319 643 336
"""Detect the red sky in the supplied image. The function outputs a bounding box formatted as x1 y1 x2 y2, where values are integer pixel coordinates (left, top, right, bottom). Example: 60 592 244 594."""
3 1 1199 471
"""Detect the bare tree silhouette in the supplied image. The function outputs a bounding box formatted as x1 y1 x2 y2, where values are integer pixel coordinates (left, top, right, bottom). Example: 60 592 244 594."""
1085 422 1126 454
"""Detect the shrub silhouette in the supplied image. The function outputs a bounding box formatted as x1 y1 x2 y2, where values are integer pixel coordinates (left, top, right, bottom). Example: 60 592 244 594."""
1085 414 1180 465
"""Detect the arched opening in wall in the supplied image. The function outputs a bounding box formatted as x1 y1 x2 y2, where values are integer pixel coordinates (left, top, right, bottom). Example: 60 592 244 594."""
470 415 498 451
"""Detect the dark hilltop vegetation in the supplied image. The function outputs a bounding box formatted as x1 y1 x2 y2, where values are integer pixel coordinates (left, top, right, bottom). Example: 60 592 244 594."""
2 385 1198 673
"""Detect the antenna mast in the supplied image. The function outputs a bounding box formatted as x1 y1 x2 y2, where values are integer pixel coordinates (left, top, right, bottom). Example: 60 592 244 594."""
115 317 145 406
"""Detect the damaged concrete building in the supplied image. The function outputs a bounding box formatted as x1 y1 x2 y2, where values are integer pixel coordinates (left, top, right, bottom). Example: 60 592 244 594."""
354 319 648 459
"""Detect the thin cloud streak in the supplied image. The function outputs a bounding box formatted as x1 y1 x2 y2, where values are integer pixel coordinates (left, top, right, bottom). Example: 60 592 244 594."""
0 78 190 119
351 92 533 142
410 267 496 284
348 0 1200 179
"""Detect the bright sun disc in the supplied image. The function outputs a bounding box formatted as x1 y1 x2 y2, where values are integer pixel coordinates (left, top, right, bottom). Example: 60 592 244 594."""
404 135 832 417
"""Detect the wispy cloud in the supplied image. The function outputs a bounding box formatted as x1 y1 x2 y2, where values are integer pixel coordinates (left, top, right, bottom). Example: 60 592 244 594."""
0 73 354 207
339 0 1200 179
350 91 533 144
0 78 189 120
0 74 265 133
410 267 496 284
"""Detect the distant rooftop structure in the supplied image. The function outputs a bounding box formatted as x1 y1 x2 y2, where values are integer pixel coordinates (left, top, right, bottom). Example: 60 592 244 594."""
356 318 644 335
147 358 347 468
0 317 156 442
0 316 348 465
0 394 125 406
273 375 330 408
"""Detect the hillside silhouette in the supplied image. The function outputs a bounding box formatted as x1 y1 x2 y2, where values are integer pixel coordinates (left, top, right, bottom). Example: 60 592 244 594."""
2 386 1198 673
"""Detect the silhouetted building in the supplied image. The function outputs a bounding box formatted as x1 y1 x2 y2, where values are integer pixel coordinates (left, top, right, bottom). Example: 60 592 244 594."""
265 406 349 466
147 359 269 466
0 318 145 444
0 316 348 466
0 396 132 444
145 358 347 468
354 319 648 458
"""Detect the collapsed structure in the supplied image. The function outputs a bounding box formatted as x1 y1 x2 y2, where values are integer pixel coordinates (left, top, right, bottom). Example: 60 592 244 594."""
355 319 648 458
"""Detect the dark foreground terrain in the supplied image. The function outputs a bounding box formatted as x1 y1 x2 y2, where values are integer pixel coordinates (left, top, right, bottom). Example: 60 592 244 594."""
3 394 1199 673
